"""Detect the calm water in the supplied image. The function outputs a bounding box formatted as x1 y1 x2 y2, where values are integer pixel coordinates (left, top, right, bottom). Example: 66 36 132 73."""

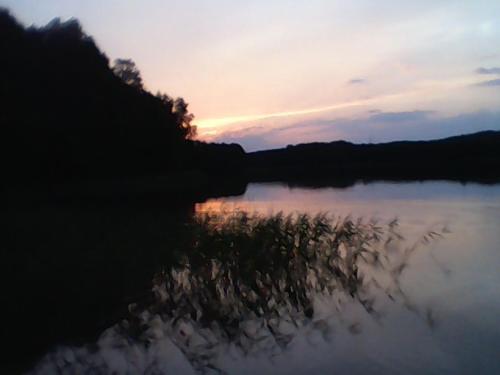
29 181 500 374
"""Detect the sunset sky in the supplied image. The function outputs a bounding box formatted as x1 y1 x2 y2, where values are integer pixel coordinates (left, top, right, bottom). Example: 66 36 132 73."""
3 0 500 150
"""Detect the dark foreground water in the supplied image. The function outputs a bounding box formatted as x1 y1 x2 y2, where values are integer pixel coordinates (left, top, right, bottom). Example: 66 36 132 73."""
6 181 500 374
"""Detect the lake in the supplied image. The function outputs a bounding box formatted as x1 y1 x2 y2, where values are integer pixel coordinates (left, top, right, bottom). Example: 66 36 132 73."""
17 181 500 374
195 181 500 374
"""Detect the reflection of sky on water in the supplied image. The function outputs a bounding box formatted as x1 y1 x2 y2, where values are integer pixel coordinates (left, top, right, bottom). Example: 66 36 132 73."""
196 181 500 219
31 182 500 374
195 181 500 374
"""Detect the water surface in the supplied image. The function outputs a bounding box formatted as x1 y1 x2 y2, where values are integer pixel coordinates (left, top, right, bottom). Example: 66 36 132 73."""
195 181 500 374
29 181 500 374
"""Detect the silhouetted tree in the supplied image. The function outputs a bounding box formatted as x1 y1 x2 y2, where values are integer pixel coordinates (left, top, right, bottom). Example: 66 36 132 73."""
174 97 197 139
112 58 143 89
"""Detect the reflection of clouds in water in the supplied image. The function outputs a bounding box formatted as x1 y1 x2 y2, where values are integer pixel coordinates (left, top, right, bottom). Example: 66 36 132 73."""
196 181 500 219
31 317 196 375
30 213 447 374
30 300 463 375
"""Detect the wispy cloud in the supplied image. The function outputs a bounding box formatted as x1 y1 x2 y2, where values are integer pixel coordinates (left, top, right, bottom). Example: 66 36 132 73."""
348 78 367 84
212 110 500 151
475 79 500 87
476 67 500 75
370 111 432 123
196 76 484 135
195 92 407 131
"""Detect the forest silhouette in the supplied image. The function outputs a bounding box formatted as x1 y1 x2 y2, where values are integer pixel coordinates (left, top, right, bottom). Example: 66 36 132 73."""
0 9 244 187
2 8 500 192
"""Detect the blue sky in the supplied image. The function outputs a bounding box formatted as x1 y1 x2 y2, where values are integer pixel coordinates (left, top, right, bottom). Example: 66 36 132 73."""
2 0 500 150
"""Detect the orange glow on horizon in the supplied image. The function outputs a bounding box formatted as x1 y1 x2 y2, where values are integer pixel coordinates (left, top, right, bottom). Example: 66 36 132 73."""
194 76 483 139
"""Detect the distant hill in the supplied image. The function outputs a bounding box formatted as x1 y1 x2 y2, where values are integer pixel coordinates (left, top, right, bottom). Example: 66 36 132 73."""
246 131 500 182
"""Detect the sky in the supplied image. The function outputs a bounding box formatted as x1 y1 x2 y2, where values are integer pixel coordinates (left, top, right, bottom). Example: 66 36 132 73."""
2 0 500 151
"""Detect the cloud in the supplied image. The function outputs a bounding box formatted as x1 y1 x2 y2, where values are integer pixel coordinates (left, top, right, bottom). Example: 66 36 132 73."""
348 78 367 84
370 110 432 123
475 79 500 87
212 110 500 151
210 126 274 151
476 67 500 75
321 110 500 144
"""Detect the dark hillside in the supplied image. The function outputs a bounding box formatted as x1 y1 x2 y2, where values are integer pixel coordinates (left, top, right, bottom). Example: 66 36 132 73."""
0 10 244 186
247 131 500 182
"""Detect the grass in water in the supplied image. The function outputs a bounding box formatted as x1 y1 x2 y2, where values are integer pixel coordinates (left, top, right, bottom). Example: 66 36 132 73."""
32 212 447 374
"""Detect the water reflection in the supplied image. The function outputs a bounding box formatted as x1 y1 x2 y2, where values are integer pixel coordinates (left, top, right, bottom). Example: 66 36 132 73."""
31 212 448 374
196 181 500 217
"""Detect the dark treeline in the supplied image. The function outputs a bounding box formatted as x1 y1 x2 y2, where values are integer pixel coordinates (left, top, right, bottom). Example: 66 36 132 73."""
247 130 500 183
2 8 500 192
0 9 244 186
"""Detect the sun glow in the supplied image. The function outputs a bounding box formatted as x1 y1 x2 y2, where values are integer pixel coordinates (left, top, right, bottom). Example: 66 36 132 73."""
195 76 483 138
